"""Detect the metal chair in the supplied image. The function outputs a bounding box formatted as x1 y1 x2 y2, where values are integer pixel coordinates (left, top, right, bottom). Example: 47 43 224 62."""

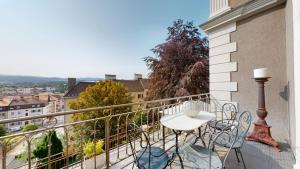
180 125 239 169
215 111 252 169
207 103 238 132
127 123 172 169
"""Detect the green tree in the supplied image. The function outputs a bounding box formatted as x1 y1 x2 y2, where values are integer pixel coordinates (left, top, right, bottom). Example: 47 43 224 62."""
133 108 148 126
69 80 133 140
22 124 38 132
0 125 7 137
33 131 63 160
145 19 209 99
83 140 104 158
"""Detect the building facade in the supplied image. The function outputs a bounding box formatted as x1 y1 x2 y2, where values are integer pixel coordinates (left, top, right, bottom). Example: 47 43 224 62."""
0 97 48 130
201 0 299 168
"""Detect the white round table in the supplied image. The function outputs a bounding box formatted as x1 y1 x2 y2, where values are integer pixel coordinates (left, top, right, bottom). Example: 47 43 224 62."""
160 111 216 131
160 111 216 169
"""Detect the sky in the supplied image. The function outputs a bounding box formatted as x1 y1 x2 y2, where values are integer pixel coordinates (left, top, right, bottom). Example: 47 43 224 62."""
0 0 209 79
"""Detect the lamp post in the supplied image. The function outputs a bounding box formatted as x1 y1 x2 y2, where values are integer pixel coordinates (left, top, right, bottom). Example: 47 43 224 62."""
247 68 279 149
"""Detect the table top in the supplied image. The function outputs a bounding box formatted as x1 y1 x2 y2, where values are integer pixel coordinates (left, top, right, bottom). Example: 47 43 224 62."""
160 111 216 131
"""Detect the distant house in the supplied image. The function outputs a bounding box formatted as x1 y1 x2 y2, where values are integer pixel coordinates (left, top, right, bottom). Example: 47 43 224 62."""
0 96 48 130
201 0 299 167
38 92 64 113
63 74 149 123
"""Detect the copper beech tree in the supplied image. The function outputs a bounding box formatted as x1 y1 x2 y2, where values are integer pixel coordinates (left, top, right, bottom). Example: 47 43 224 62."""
145 19 209 99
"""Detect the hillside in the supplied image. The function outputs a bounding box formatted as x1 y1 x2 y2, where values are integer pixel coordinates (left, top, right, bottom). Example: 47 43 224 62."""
0 75 101 84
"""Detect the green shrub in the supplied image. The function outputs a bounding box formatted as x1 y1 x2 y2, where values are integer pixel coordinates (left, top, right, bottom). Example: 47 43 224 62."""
33 131 63 160
83 140 104 158
0 125 7 136
15 152 31 162
133 111 148 126
23 124 38 132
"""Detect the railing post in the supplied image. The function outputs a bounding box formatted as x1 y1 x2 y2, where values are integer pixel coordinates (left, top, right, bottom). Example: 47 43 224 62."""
105 116 110 169
48 131 52 169
80 127 84 169
162 126 165 150
1 142 6 169
27 138 31 169
93 120 97 169
64 127 69 169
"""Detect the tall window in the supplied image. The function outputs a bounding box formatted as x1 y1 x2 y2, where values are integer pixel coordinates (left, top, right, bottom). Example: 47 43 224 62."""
138 94 143 99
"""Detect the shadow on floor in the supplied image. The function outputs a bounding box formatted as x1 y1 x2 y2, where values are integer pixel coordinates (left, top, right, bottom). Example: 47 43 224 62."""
225 141 295 169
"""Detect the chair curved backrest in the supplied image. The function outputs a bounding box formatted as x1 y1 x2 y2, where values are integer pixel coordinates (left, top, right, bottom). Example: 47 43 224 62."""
235 111 252 148
127 123 150 168
209 125 239 168
222 103 238 121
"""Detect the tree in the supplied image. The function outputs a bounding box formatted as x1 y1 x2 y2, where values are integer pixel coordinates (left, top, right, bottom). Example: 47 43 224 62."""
23 124 38 132
33 131 63 160
145 19 209 99
69 80 133 140
0 125 6 137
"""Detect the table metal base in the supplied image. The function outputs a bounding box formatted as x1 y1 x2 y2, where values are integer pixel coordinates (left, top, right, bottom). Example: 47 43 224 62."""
170 130 184 169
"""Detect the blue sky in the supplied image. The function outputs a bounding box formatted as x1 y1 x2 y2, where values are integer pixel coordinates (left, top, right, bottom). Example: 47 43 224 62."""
0 0 209 79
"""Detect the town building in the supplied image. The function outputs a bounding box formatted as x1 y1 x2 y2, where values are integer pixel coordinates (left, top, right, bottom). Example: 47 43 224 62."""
38 92 64 113
0 96 48 130
200 0 299 168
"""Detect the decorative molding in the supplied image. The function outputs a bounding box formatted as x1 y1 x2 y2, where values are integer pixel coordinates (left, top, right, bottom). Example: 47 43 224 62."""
200 0 286 31
207 18 238 104
210 42 237 56
208 22 236 40
210 62 237 74
210 91 231 101
210 72 231 82
210 53 231 65
209 33 231 48
210 82 238 91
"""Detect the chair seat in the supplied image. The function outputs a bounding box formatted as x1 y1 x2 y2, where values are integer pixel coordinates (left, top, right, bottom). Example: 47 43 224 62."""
208 120 233 131
181 145 222 169
215 134 243 149
136 146 169 169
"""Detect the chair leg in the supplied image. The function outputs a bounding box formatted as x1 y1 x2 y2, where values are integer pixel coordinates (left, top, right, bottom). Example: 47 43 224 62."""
238 149 247 169
234 149 240 163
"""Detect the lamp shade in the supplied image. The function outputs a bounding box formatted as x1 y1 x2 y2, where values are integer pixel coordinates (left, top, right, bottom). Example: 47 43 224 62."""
254 68 268 78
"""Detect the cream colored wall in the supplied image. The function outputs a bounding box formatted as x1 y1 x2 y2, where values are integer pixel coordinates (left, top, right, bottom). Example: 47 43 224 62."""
292 0 300 168
131 92 144 102
285 0 295 152
230 5 289 141
63 97 76 124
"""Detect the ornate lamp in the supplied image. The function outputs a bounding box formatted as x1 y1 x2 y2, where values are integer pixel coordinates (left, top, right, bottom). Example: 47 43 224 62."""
247 68 279 149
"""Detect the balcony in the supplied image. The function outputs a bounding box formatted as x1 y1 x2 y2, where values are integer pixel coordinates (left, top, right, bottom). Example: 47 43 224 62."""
0 94 295 169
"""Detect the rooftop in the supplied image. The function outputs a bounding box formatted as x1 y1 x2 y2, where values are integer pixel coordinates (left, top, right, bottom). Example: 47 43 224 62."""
64 79 150 98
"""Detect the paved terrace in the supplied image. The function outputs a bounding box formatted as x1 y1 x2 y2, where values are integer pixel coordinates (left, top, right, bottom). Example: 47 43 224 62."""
80 131 295 169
